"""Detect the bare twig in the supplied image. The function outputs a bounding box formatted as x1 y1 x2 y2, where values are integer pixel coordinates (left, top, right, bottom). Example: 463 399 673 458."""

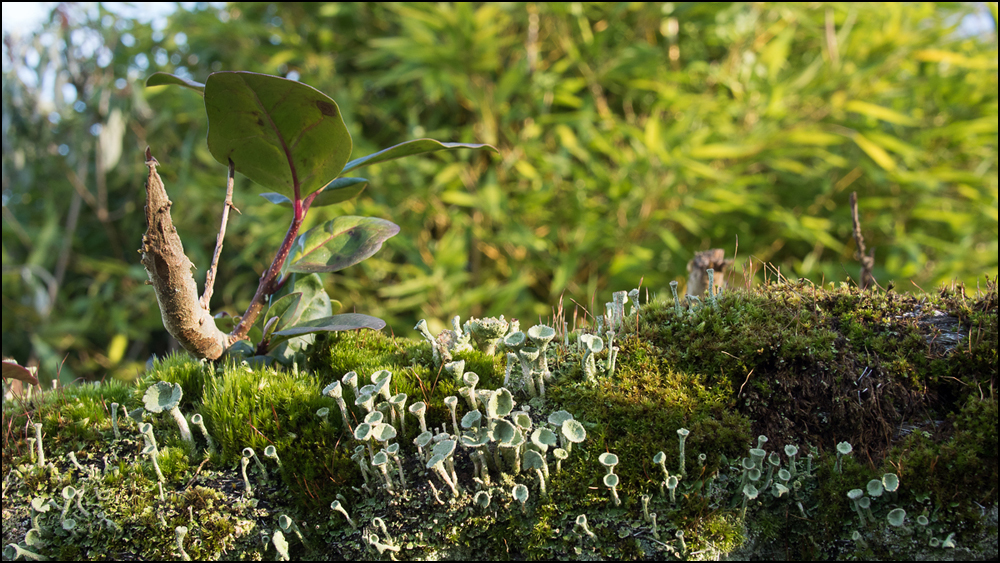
200 159 241 311
850 192 876 290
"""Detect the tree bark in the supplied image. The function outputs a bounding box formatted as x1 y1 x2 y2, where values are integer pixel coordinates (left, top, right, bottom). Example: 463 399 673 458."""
139 149 231 359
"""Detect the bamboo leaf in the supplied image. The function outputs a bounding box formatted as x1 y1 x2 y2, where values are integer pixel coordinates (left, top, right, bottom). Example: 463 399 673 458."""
852 132 897 172
845 100 920 126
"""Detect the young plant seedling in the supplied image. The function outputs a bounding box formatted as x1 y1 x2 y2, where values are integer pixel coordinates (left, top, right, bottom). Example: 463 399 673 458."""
142 71 496 362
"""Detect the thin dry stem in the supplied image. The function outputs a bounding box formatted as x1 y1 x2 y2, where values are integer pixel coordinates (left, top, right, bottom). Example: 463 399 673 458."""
200 158 241 311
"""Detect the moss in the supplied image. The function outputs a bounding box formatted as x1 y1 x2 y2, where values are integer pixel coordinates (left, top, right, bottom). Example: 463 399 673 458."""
3 280 997 560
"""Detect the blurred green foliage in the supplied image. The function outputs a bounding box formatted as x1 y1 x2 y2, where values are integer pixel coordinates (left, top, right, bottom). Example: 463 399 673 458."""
3 2 997 384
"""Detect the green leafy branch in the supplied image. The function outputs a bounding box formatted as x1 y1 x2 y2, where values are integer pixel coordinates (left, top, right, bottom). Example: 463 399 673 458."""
141 71 496 361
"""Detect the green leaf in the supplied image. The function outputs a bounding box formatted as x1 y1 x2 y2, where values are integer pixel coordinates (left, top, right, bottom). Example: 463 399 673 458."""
271 314 386 341
264 292 303 336
204 71 353 199
261 177 368 208
845 100 920 127
284 216 400 275
341 138 497 174
852 132 897 172
145 72 206 94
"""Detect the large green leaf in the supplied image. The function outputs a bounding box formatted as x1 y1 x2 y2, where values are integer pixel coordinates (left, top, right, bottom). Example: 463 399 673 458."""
145 72 206 94
260 177 368 208
284 216 400 275
204 71 353 199
341 138 497 174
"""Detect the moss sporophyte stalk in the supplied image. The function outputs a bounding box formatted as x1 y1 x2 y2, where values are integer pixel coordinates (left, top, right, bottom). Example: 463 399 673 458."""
2 278 997 559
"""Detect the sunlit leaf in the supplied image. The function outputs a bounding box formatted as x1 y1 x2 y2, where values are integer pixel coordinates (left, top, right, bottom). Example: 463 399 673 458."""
271 314 386 338
284 216 400 275
341 138 497 174
852 132 897 172
845 100 920 127
265 292 303 336
205 71 352 199
2 360 38 386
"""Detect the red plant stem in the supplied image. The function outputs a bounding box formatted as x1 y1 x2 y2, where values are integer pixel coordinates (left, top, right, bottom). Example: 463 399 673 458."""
230 213 303 342
229 185 320 342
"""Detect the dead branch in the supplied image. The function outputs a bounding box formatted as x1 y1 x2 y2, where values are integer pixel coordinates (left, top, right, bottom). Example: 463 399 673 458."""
850 191 876 290
139 148 231 360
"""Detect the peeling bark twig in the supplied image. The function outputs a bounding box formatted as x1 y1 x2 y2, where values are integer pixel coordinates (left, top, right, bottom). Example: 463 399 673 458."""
140 148 231 360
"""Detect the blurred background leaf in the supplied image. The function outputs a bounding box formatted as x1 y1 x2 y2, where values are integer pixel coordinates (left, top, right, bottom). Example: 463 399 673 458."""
3 2 997 385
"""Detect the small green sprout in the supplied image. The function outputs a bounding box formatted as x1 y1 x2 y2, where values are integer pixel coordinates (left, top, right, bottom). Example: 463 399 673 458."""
524 450 548 498
474 490 491 511
372 451 395 494
143 381 193 444
243 447 267 477
461 372 480 410
240 456 252 496
33 423 45 469
272 530 289 561
322 380 353 432
110 402 121 440
784 444 799 478
835 441 853 474
264 445 283 470
653 451 669 483
942 532 957 549
579 334 604 383
574 514 596 540
741 483 758 519
887 508 910 535
866 478 883 498
386 443 407 490
427 453 458 498
553 448 569 474
467 316 509 355
330 500 357 530
599 452 619 476
409 402 428 434
847 489 866 526
677 428 690 477
651 512 660 540
4 544 47 561
316 407 330 426
367 533 400 556
666 475 679 504
341 371 360 399
559 419 587 454
676 529 687 554
604 473 621 506
190 413 216 454
513 484 529 514
670 280 681 314
175 526 191 561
